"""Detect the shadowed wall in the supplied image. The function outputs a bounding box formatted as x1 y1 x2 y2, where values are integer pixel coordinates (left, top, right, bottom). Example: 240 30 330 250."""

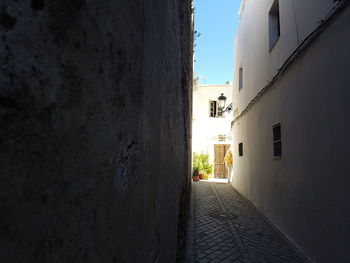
0 0 193 262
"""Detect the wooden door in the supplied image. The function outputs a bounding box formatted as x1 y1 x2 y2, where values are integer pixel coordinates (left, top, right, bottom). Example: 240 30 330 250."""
214 144 230 179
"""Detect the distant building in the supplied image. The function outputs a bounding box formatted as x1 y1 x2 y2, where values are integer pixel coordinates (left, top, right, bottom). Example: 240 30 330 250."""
231 0 350 262
192 83 233 179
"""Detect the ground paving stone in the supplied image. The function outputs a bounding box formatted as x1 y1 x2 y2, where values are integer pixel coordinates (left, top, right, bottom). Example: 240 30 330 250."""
184 182 310 263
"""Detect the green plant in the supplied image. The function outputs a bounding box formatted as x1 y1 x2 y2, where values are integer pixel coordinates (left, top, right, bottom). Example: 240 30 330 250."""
192 152 213 176
192 167 199 177
202 162 213 175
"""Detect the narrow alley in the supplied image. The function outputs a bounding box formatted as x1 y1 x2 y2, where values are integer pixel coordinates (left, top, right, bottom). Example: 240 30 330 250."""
185 182 309 263
1 0 349 262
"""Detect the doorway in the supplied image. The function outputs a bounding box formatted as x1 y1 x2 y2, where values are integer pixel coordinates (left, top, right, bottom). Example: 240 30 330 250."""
214 144 230 179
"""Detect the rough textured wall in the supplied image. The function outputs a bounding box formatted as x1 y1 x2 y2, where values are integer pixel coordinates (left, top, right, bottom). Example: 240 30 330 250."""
0 0 192 262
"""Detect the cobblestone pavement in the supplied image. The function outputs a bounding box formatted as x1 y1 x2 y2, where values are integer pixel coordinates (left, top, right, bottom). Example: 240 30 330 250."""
184 182 310 263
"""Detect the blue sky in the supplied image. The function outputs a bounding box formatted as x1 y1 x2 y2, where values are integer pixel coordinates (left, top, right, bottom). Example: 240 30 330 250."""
194 0 241 85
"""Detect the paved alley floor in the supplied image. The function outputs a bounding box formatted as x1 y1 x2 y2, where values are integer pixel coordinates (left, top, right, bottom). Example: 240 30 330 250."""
184 182 310 263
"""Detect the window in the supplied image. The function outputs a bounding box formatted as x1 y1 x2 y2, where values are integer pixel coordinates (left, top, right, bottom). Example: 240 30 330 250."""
210 101 217 117
269 0 280 50
209 100 224 117
217 106 224 117
238 143 243 156
239 67 243 90
273 123 282 157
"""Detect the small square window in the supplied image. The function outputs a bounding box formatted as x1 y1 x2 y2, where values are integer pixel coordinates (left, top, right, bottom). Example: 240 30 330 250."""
238 143 243 156
273 123 282 157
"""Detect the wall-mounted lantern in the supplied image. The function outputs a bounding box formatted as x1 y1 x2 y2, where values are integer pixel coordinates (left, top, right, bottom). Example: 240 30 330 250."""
217 93 232 113
217 93 227 109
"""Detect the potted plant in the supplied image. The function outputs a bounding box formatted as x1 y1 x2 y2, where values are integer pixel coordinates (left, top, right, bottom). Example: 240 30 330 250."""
192 167 199 182
193 152 213 180
201 162 213 180
198 172 204 180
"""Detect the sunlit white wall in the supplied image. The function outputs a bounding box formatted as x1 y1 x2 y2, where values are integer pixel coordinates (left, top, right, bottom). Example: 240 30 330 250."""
232 0 335 117
192 84 233 166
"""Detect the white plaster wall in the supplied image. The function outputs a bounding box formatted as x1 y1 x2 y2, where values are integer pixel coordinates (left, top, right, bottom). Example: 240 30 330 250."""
231 3 350 262
192 84 232 165
233 0 337 117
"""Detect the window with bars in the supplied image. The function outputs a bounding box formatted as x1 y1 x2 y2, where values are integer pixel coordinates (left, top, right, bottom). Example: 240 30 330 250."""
273 123 282 157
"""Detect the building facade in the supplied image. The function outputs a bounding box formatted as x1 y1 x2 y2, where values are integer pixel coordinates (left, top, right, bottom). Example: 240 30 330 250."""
231 0 350 262
193 83 233 179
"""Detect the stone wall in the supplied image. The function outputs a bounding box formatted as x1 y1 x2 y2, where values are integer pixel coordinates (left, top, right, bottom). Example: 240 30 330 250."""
0 0 192 262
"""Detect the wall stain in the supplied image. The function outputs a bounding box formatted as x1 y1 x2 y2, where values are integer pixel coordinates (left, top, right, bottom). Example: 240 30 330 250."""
31 0 45 11
115 139 138 195
46 0 85 44
0 12 16 30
